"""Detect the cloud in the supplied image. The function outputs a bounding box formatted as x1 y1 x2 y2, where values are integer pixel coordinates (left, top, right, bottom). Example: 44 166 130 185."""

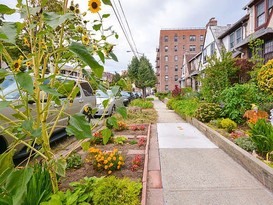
3 0 250 73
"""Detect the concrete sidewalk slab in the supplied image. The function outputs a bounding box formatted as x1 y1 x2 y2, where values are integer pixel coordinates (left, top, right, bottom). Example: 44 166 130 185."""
157 123 217 149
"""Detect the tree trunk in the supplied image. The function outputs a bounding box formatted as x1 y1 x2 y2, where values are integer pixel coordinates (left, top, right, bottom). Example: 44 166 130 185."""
142 87 146 99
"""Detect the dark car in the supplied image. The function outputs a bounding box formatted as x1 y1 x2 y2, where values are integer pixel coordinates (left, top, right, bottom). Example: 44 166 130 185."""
120 91 134 106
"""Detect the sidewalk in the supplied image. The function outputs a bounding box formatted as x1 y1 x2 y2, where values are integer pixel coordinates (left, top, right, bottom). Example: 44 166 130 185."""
147 98 273 205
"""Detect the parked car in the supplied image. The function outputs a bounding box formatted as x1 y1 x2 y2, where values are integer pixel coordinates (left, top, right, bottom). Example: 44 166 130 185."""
120 91 134 106
0 75 96 157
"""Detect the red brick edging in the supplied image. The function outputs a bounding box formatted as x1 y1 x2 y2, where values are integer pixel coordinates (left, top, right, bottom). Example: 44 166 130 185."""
141 123 151 205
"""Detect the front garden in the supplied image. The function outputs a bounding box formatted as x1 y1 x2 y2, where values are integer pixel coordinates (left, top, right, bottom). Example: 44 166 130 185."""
161 50 273 169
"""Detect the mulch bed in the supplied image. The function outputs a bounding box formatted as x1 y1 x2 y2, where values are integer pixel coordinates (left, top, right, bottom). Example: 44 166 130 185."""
59 124 149 191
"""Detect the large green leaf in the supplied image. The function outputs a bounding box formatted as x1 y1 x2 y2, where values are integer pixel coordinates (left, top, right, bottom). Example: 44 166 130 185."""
0 4 15 15
66 113 92 139
55 158 66 177
111 86 119 96
39 84 62 97
43 12 74 29
106 116 118 129
116 106 127 119
0 101 11 111
0 22 17 44
101 0 112 6
109 52 118 62
15 72 33 95
5 168 33 205
101 128 112 145
0 151 14 176
68 42 104 78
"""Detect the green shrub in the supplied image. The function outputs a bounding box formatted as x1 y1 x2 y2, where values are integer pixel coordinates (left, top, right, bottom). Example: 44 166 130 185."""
220 83 263 123
249 119 273 155
166 98 176 110
93 176 142 205
66 152 83 169
220 118 237 133
145 97 154 101
194 103 221 123
114 136 127 144
156 92 168 101
210 118 223 128
130 99 153 109
172 98 199 117
234 137 257 152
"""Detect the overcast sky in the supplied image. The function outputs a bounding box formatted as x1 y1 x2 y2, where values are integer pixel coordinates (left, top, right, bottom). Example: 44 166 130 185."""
2 0 250 73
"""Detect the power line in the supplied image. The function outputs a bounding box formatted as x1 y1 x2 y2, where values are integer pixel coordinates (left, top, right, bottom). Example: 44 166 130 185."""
111 0 137 58
117 0 139 58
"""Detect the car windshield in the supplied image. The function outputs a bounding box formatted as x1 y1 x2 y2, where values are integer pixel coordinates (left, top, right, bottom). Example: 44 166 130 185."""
96 90 109 98
0 76 20 100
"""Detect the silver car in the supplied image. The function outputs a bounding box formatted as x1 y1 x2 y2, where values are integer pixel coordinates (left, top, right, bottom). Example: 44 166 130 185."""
0 75 96 156
95 89 124 117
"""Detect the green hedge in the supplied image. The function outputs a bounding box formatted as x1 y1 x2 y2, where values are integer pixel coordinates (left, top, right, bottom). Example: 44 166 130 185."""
167 98 199 117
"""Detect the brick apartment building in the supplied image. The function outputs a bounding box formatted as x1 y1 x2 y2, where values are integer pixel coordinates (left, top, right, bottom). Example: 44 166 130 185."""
155 28 206 92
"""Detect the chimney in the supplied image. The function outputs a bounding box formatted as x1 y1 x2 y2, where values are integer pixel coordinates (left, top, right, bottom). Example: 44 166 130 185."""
206 17 217 28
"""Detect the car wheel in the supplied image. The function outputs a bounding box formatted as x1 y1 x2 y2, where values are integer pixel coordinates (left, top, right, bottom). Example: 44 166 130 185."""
0 136 8 154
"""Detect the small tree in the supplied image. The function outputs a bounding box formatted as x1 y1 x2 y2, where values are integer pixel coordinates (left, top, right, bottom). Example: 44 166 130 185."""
128 56 156 97
200 51 238 103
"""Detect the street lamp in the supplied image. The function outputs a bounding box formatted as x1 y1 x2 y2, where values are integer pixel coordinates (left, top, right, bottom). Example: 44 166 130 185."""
126 50 144 57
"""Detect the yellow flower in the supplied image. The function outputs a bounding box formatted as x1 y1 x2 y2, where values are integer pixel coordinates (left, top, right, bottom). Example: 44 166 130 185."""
119 156 123 161
13 60 21 72
104 160 108 164
107 157 111 161
23 37 30 47
117 165 120 169
82 35 90 45
26 61 32 67
41 40 47 49
104 165 108 170
84 106 89 113
19 55 24 60
88 0 101 13
109 163 113 167
118 161 122 165
75 8 80 14
108 170 112 174
97 163 101 167
113 157 116 161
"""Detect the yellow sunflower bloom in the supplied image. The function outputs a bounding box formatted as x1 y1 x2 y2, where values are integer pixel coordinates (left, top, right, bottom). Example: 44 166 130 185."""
13 60 22 72
26 61 32 67
23 37 30 47
82 35 90 45
19 55 24 60
88 0 101 13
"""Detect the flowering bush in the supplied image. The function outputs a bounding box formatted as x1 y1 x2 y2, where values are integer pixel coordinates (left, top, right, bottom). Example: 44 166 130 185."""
130 124 145 131
243 110 269 124
194 103 221 123
138 137 146 147
257 59 273 94
88 147 125 174
114 121 128 131
91 130 113 145
131 155 142 172
172 85 183 98
220 118 237 133
230 130 246 139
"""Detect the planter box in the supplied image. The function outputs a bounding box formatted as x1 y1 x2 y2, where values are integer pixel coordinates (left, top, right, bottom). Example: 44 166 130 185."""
187 117 273 193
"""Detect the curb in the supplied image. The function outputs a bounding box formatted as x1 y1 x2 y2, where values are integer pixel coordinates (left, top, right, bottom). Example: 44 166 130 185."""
141 123 151 205
186 117 273 193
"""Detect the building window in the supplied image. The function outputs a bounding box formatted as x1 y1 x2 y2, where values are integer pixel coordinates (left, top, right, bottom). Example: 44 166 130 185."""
165 85 169 91
236 28 242 44
165 65 168 72
230 33 235 49
190 35 196 41
189 45 196 51
269 0 273 13
182 45 185 50
165 55 168 62
164 35 168 42
256 1 265 27
174 35 178 42
164 46 168 52
174 55 178 61
203 48 207 63
174 45 178 52
182 35 186 40
175 65 178 71
210 43 215 55
265 40 273 54
165 75 169 81
200 45 203 50
200 35 204 41
175 75 178 81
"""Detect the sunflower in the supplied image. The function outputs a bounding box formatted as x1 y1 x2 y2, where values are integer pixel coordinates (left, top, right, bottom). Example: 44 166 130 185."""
75 8 80 14
69 5 75 11
13 60 22 72
88 0 101 13
26 61 32 67
23 37 30 47
19 55 24 60
82 35 90 45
